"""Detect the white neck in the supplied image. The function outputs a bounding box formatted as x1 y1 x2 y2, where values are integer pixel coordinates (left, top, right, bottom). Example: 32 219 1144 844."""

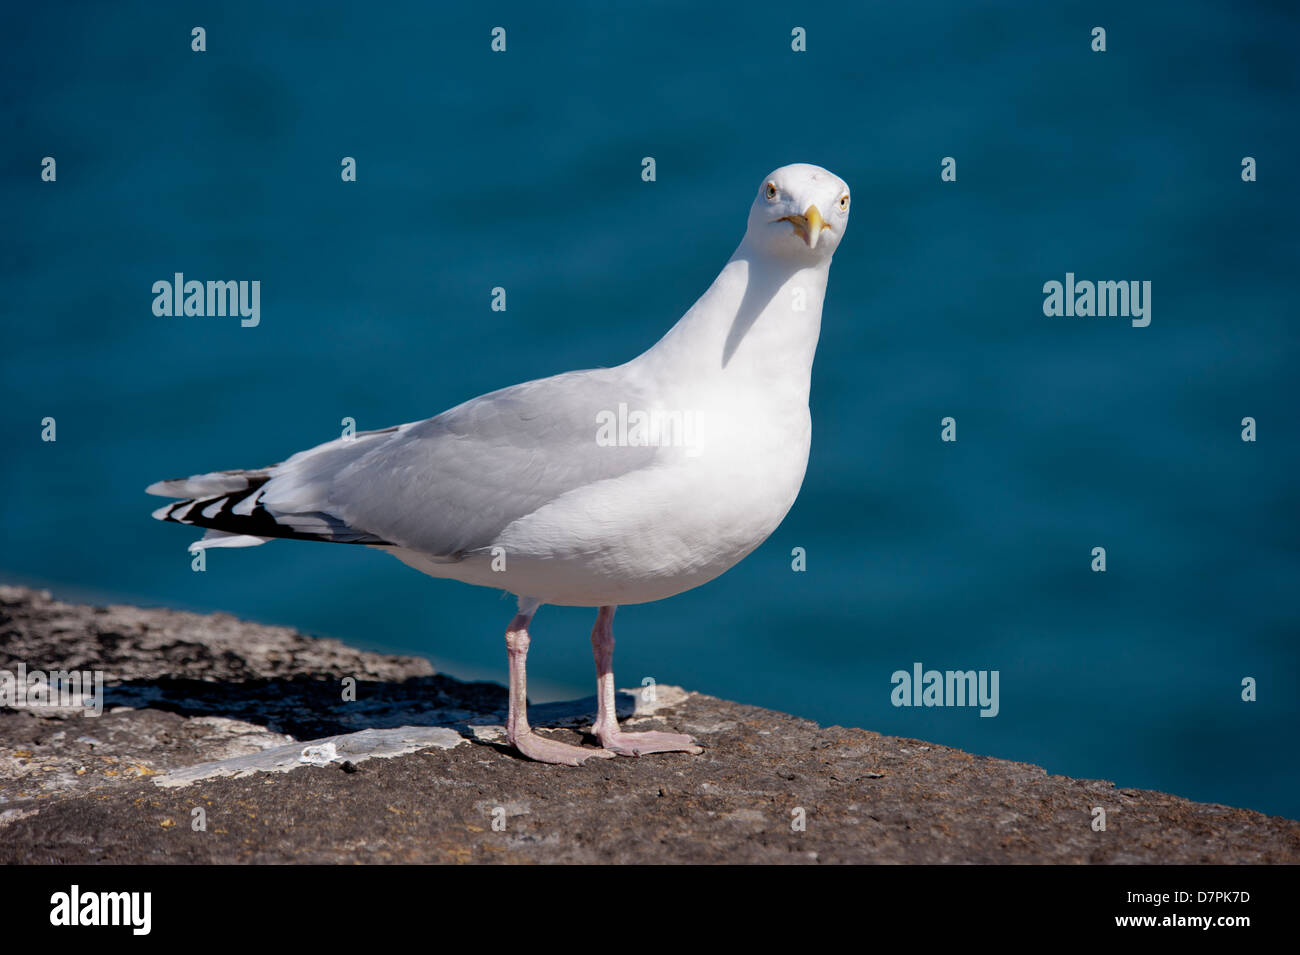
632 238 829 407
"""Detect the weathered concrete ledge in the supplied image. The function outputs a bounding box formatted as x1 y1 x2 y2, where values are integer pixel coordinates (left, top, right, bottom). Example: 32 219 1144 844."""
1 585 1296 864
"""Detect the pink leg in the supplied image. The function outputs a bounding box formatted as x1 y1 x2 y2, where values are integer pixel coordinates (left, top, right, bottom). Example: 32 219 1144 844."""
590 606 703 757
505 607 613 766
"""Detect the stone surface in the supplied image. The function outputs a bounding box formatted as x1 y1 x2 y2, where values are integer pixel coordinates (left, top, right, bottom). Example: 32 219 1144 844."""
1 585 1296 864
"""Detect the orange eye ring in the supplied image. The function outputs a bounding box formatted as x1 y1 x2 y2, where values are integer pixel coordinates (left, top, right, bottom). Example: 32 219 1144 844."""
765 182 778 201
838 194 850 211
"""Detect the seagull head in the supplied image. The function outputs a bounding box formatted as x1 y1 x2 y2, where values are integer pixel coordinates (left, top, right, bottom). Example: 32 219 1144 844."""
745 163 851 261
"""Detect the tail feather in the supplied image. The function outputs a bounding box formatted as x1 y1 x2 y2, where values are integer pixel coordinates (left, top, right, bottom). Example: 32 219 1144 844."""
145 468 272 498
148 469 391 547
188 530 273 551
148 427 407 550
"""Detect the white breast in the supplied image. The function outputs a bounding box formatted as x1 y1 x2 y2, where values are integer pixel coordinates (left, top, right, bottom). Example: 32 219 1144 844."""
391 240 829 607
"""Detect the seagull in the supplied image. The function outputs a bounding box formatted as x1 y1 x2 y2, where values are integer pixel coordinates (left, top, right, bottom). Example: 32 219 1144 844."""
148 163 852 765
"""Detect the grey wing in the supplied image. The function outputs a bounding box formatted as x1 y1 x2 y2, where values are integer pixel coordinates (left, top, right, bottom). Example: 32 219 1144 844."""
259 366 660 557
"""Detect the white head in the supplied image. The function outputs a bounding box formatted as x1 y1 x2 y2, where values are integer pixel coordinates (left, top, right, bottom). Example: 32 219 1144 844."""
744 163 851 262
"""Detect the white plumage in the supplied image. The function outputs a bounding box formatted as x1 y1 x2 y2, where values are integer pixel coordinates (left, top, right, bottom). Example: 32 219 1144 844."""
149 163 852 764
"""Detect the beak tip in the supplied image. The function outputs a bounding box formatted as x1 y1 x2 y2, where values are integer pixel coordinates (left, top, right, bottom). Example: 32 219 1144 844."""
803 204 827 249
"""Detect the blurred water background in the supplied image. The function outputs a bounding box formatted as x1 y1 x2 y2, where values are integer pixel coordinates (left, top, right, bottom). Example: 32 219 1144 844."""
2 1 1297 817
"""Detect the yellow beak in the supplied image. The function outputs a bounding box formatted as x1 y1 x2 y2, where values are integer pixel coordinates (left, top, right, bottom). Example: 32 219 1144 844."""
781 204 828 249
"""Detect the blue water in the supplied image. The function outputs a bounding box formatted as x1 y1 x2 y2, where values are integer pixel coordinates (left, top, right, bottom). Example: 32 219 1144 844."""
3 1 1298 819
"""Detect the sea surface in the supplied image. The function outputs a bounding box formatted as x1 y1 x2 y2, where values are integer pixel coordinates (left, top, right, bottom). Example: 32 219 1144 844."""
2 1 1298 818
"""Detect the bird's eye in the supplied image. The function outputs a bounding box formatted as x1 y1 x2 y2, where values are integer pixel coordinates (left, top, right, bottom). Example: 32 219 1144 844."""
765 182 778 201
838 194 850 212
